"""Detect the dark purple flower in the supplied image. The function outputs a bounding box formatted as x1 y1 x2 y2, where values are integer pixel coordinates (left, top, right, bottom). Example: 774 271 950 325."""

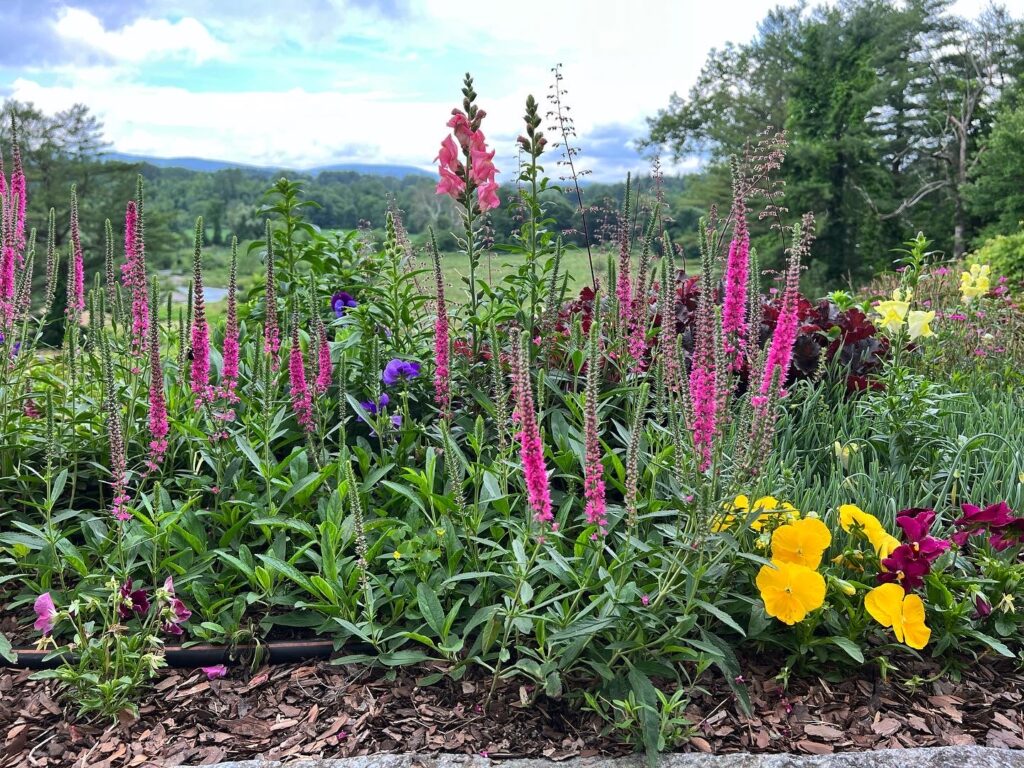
118 579 150 620
894 508 949 561
382 359 420 386
356 393 391 421
878 544 933 591
953 501 1021 549
974 594 992 619
331 291 358 318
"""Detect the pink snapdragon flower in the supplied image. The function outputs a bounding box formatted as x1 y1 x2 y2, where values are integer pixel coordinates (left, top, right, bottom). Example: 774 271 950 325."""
160 576 192 637
202 664 228 680
34 593 57 635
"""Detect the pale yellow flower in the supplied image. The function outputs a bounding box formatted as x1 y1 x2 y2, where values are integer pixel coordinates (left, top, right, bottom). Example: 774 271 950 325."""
906 310 935 340
873 293 910 334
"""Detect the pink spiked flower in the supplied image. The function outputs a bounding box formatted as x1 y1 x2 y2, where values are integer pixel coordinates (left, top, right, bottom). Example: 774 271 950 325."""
0 193 15 328
721 188 750 369
147 299 169 471
432 245 451 415
615 220 632 327
220 241 240 402
263 224 280 368
9 125 27 259
758 241 801 398
121 201 150 357
314 319 332 394
189 220 211 405
289 319 315 433
689 269 718 471
510 333 552 525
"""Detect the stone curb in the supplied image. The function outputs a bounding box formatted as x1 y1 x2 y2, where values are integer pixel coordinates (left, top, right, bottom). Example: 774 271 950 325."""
174 746 1024 768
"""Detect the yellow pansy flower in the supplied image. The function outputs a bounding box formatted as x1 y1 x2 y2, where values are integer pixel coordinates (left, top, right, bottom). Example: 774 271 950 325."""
770 518 832 569
838 504 899 558
749 496 801 531
906 310 935 340
756 560 826 625
865 583 931 649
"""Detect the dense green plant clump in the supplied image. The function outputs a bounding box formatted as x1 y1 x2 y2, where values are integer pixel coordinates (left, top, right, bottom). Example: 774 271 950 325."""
1 77 1023 757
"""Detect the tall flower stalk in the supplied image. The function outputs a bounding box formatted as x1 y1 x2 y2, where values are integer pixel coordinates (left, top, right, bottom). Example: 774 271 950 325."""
67 185 86 321
221 237 240 401
510 331 552 525
583 315 607 536
688 220 720 471
188 218 210 404
147 278 169 471
721 164 750 369
262 221 280 368
430 230 451 416
288 316 314 433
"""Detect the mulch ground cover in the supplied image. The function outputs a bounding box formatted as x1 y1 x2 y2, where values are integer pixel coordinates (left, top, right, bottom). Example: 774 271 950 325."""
2 654 1023 768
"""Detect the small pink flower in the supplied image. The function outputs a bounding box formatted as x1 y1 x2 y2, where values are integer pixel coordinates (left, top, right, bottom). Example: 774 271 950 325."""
640 594 650 606
33 593 57 635
202 664 227 680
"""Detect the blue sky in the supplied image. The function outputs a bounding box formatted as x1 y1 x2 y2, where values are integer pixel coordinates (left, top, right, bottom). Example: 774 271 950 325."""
0 0 1000 181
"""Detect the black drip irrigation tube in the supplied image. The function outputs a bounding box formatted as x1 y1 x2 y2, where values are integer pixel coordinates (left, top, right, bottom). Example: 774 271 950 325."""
4 639 338 670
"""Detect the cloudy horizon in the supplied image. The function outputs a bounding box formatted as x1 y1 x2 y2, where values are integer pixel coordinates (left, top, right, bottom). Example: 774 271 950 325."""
0 0 1001 182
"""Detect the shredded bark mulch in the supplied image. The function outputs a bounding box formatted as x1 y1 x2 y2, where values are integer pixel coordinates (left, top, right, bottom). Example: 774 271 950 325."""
2 655 1022 767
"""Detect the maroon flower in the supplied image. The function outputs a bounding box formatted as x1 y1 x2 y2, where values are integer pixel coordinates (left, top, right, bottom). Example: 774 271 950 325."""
117 579 150 620
895 508 949 561
974 594 992 619
160 576 192 637
953 501 1022 550
878 545 933 590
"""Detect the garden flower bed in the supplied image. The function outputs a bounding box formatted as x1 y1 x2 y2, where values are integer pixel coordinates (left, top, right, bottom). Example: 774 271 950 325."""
1 75 1023 765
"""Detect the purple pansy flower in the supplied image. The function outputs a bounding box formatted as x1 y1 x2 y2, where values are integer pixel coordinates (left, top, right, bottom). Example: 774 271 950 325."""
357 393 390 421
382 359 420 386
331 291 358 318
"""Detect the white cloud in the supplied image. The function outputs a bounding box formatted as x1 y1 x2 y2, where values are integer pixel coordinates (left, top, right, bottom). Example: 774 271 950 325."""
53 7 228 64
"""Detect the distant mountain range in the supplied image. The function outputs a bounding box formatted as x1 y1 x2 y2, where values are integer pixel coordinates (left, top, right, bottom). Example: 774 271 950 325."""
105 152 433 179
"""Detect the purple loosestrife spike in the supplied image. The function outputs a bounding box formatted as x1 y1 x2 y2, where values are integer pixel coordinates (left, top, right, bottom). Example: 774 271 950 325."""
758 221 806 400
583 315 607 536
122 200 150 357
67 185 86 319
188 218 211 405
510 331 552 525
263 221 280 368
288 317 315 433
147 279 169 471
722 169 750 369
43 208 58 315
102 331 131 521
688 224 719 471
431 231 451 416
314 317 332 394
10 118 27 258
0 186 15 328
615 198 632 332
221 237 240 402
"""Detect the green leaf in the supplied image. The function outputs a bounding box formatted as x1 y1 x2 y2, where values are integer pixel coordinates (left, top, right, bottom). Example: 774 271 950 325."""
828 636 865 663
695 600 746 637
0 632 16 663
416 582 446 639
